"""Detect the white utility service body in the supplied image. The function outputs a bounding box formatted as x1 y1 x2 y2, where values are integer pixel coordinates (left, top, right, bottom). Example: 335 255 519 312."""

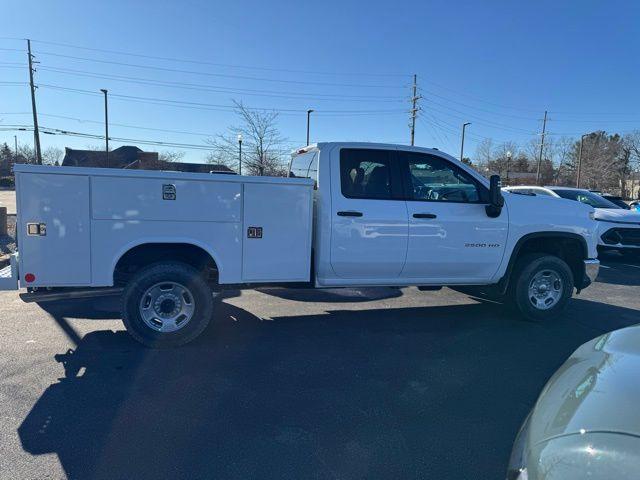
8 164 313 288
2 142 600 347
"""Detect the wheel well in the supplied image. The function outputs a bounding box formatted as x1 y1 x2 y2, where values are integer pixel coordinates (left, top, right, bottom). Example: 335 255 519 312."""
508 234 586 287
114 243 218 286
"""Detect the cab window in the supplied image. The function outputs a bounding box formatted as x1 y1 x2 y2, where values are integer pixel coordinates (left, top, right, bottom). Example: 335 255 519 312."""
289 151 318 186
401 152 487 203
340 149 395 200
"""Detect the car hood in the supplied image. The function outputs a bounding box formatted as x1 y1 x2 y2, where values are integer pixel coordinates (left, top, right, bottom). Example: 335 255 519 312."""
594 208 640 224
528 325 640 446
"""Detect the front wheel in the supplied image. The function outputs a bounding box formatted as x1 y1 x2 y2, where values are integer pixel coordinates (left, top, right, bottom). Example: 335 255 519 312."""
122 262 215 347
511 254 574 321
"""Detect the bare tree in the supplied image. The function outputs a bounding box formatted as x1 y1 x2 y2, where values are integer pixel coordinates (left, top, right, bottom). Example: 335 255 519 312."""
474 138 494 171
42 146 64 166
158 150 185 163
206 101 288 176
16 144 37 164
551 137 575 185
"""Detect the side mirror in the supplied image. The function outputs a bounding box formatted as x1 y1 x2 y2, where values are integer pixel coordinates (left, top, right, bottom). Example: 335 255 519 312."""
486 175 504 218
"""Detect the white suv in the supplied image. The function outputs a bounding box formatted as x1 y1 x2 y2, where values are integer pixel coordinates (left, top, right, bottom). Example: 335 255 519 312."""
504 186 640 258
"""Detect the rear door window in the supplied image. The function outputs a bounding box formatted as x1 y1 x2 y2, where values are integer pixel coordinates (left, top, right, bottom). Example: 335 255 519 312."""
340 149 399 200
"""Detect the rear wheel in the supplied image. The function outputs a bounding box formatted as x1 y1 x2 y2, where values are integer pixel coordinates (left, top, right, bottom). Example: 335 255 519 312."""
510 254 574 321
122 262 215 347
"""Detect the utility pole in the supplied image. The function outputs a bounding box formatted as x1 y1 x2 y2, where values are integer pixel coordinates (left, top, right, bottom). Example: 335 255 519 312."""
306 109 314 145
410 74 420 146
237 134 243 175
14 136 18 159
27 39 42 164
535 110 548 185
460 122 471 162
100 89 109 167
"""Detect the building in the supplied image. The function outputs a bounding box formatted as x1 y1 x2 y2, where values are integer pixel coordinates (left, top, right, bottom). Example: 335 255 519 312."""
62 146 233 174
624 173 640 200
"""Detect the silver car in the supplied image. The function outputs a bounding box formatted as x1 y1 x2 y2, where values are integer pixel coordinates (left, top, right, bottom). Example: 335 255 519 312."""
507 326 640 479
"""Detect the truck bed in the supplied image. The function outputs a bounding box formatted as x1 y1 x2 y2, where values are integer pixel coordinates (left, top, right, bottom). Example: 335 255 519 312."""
12 164 314 289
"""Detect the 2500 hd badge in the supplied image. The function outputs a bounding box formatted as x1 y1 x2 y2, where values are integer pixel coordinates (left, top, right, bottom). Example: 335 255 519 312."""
465 243 501 248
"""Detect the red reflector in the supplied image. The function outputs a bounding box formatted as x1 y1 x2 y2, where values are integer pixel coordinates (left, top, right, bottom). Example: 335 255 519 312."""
24 273 36 283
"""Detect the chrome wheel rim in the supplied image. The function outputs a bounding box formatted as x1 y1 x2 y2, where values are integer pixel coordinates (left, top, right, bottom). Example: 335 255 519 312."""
139 282 195 332
528 269 563 310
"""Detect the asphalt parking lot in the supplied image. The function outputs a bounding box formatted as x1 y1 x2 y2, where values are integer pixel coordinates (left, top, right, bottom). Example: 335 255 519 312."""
1 253 639 480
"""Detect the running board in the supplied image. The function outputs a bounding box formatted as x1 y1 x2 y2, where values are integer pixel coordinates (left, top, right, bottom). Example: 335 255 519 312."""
20 287 123 303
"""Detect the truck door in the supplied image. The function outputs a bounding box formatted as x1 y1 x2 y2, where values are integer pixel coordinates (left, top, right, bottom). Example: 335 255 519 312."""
398 151 508 283
330 147 408 279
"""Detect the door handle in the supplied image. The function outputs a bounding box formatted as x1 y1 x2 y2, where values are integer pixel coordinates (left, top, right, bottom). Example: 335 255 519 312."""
337 211 363 217
413 213 437 219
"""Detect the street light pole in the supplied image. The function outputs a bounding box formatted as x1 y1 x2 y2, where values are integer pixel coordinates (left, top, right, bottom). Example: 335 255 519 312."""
505 150 512 185
306 109 314 145
460 122 471 162
576 133 588 188
100 89 109 167
237 134 243 175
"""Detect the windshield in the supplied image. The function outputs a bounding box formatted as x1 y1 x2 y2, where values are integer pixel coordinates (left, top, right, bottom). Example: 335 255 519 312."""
552 189 620 209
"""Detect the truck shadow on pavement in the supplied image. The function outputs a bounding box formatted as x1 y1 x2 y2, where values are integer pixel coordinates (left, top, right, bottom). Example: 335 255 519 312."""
18 296 640 480
256 286 404 302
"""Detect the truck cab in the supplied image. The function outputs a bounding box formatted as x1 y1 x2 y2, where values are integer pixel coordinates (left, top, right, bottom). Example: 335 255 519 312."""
291 142 599 289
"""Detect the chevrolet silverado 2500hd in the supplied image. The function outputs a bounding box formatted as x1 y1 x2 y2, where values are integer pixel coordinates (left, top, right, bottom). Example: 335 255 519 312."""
0 142 600 347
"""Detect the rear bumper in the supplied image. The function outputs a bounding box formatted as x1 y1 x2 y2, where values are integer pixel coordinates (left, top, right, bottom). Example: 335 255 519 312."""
579 258 600 289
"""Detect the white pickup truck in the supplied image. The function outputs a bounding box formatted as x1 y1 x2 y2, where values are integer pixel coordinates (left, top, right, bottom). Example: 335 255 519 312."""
1 142 600 347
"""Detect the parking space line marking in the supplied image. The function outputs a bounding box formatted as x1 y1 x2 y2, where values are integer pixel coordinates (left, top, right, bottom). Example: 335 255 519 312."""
623 264 640 269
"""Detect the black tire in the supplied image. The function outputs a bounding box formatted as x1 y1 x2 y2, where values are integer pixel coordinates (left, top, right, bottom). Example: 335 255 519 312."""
510 254 574 322
122 262 215 348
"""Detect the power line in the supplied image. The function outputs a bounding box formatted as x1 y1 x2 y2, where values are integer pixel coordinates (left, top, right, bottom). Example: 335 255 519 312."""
36 83 408 116
37 65 406 102
421 91 539 121
0 123 312 151
425 102 535 134
0 112 215 136
35 50 406 89
26 38 411 78
417 77 542 113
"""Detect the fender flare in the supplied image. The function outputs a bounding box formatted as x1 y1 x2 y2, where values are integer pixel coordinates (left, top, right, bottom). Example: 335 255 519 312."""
497 232 588 295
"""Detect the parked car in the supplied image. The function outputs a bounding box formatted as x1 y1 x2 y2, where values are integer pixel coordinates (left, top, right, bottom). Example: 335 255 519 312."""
504 186 640 258
507 325 640 480
2 143 600 347
601 194 631 210
630 200 640 212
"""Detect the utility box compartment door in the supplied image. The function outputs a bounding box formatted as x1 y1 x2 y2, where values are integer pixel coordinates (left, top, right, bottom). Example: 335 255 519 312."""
242 182 312 282
18 173 91 286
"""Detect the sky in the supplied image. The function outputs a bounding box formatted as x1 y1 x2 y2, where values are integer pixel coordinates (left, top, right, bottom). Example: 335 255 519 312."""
1 0 639 164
